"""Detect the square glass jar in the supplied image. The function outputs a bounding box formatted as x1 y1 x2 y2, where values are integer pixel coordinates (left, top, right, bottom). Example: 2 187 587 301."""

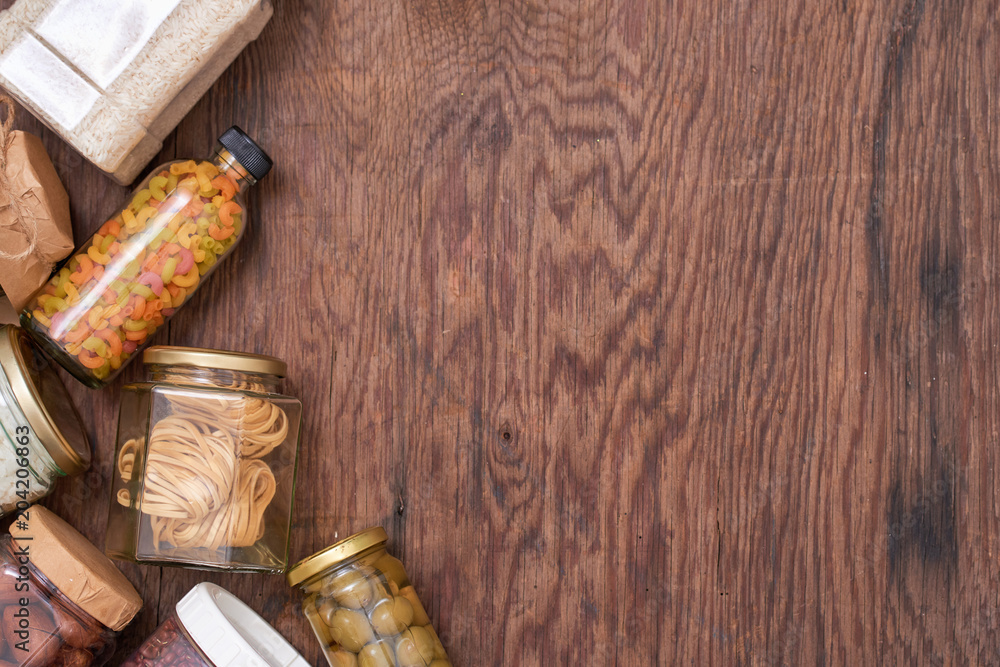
106 346 301 573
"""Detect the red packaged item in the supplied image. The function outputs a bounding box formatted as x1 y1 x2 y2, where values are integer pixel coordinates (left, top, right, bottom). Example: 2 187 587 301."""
122 583 308 667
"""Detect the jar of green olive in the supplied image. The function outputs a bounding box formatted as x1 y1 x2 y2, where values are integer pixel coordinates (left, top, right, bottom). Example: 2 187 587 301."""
286 527 452 667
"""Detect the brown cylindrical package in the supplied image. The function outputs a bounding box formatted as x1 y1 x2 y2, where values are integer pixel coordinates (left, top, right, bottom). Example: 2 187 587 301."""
0 97 73 313
9 506 143 632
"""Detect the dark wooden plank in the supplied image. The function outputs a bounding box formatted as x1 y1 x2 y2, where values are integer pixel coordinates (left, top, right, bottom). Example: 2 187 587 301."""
0 0 998 664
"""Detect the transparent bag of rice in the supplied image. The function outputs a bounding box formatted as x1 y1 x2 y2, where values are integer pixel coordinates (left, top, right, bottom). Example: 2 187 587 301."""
0 0 272 185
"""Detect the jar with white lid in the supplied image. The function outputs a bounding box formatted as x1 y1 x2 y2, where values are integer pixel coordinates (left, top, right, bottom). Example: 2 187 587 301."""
105 345 301 573
0 324 90 517
287 527 453 667
121 582 309 667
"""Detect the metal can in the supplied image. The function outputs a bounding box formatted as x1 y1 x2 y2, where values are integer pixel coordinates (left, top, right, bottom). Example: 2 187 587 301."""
0 324 89 517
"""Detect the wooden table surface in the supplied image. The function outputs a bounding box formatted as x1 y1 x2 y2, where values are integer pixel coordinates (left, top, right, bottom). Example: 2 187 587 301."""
2 0 999 664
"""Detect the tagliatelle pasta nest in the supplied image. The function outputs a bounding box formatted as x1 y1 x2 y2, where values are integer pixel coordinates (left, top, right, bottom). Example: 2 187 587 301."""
116 389 288 551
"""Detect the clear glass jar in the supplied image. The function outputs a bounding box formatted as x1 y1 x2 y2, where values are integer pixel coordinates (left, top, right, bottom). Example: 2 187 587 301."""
0 536 116 666
287 527 453 667
122 583 309 667
19 127 273 388
0 324 90 517
106 346 301 573
2 506 143 667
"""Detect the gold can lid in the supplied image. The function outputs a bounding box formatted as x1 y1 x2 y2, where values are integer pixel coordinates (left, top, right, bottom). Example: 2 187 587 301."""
286 527 388 587
144 346 287 377
0 325 90 475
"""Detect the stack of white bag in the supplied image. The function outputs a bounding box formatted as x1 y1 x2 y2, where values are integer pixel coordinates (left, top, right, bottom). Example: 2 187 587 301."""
0 0 272 184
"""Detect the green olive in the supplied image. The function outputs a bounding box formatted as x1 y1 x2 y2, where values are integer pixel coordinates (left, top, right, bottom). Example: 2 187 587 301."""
400 626 435 664
428 661 452 667
303 602 334 645
318 596 339 626
323 568 377 609
375 554 410 590
394 633 425 667
370 595 415 637
328 608 376 652
358 641 397 667
397 586 431 626
328 649 359 667
425 626 447 659
368 579 393 609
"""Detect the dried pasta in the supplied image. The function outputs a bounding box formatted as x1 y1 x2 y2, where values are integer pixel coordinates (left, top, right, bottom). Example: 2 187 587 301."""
116 387 288 551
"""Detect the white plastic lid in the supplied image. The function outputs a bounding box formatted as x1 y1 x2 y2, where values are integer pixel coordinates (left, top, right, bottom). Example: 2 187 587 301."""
175 583 310 667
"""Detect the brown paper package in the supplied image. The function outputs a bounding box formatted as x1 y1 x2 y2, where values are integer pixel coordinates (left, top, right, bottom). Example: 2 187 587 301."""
0 1 272 185
0 127 73 313
9 506 143 632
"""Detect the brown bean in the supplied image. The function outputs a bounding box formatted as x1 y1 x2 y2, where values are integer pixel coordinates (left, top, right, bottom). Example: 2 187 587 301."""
52 605 101 649
0 579 21 608
58 647 95 667
327 607 375 653
2 603 60 666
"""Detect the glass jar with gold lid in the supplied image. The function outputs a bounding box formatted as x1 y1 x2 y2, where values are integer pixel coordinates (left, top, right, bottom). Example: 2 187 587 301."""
106 345 301 573
287 527 453 667
0 324 90 517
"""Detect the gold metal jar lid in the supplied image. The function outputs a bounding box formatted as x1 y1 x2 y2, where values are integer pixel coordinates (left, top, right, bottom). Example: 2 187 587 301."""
144 346 287 377
286 527 389 587
0 325 90 475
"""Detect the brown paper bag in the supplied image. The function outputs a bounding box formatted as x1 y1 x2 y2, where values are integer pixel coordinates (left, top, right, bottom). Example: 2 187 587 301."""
0 295 16 324
0 95 73 313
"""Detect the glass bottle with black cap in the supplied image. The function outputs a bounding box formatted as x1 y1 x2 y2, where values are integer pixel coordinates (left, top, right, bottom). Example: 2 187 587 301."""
19 126 273 388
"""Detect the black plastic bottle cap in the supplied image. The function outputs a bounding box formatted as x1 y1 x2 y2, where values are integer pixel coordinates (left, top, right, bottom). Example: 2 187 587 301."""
218 126 273 181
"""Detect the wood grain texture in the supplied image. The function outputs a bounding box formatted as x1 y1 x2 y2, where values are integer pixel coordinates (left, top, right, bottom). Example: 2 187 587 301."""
1 0 998 664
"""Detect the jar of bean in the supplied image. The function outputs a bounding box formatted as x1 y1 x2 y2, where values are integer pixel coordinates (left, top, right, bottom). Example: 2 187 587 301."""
0 324 90 518
121 582 309 667
2 505 143 667
287 527 453 667
105 346 301 573
19 126 273 388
